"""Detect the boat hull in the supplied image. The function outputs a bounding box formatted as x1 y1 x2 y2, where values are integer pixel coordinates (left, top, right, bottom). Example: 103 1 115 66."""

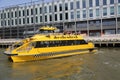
9 48 97 62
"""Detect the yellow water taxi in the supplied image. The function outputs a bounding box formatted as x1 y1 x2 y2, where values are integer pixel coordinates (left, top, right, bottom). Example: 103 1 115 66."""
4 26 97 62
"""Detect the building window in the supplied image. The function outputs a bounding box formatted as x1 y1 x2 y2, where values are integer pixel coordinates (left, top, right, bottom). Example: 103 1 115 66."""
96 8 100 17
31 17 33 23
118 6 120 14
35 8 38 15
65 3 68 10
96 0 99 6
71 12 74 19
27 18 29 24
36 17 38 23
77 11 80 19
4 21 6 26
110 0 114 4
40 16 42 22
8 13 10 18
82 0 86 8
12 20 14 25
8 20 10 25
119 0 120 3
31 9 33 15
49 6 52 13
40 7 42 14
59 4 62 11
89 0 93 7
55 14 57 21
103 0 107 5
19 19 21 24
70 2 74 10
65 13 68 20
4 13 6 18
11 12 13 18
27 9 29 16
1 13 3 19
103 8 107 16
15 11 17 17
23 10 25 16
15 19 17 25
89 9 93 17
76 1 80 9
23 18 25 24
54 5 57 12
45 15 47 22
60 13 63 20
49 15 52 21
83 10 86 18
19 11 21 17
44 6 47 13
110 6 114 15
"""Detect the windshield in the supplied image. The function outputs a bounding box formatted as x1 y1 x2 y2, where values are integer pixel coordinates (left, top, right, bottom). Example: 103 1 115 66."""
13 42 24 49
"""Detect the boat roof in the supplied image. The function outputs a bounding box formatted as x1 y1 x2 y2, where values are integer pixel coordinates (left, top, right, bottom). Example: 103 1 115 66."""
29 34 84 42
39 26 57 31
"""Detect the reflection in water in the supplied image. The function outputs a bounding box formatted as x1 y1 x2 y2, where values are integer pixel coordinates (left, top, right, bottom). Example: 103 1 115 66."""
11 56 83 80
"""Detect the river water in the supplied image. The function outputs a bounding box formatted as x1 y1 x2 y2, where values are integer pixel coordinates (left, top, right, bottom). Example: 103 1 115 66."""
0 48 120 80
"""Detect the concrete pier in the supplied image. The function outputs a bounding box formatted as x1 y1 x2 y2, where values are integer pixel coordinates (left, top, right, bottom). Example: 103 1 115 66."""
0 34 120 48
84 34 120 47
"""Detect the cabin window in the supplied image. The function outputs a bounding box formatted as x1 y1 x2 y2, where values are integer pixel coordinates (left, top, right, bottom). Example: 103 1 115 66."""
34 40 87 48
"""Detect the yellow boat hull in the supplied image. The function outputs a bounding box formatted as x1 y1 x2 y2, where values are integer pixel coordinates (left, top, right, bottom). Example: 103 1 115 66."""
10 49 97 62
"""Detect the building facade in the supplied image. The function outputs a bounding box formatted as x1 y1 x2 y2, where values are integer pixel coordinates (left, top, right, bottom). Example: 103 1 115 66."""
0 0 120 38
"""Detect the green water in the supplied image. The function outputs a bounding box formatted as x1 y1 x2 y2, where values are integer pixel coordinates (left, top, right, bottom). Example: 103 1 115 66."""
0 48 120 80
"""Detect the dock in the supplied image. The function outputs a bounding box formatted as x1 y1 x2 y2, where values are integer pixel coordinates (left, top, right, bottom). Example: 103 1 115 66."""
0 34 120 48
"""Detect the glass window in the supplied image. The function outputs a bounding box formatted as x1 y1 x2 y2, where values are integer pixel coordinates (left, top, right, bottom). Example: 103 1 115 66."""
60 13 63 20
27 9 29 16
31 9 33 15
110 6 114 15
77 11 80 18
96 8 99 17
11 12 13 18
8 13 10 18
103 0 107 5
89 9 93 17
35 8 38 14
45 15 47 22
70 2 74 10
96 0 99 6
23 18 25 24
31 17 33 23
12 20 14 25
55 14 57 21
65 13 68 20
40 16 42 22
89 0 93 7
82 0 86 8
15 11 17 17
4 21 6 26
44 6 47 13
15 19 17 25
40 8 42 14
119 0 120 3
54 5 57 12
118 6 120 14
19 19 21 24
1 21 3 26
65 3 68 10
103 7 107 16
83 10 86 18
23 10 25 16
71 12 74 19
49 6 52 13
49 15 52 21
110 0 114 4
27 18 29 24
59 4 62 11
4 13 6 18
36 17 38 23
8 20 10 25
19 11 21 17
76 1 80 9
